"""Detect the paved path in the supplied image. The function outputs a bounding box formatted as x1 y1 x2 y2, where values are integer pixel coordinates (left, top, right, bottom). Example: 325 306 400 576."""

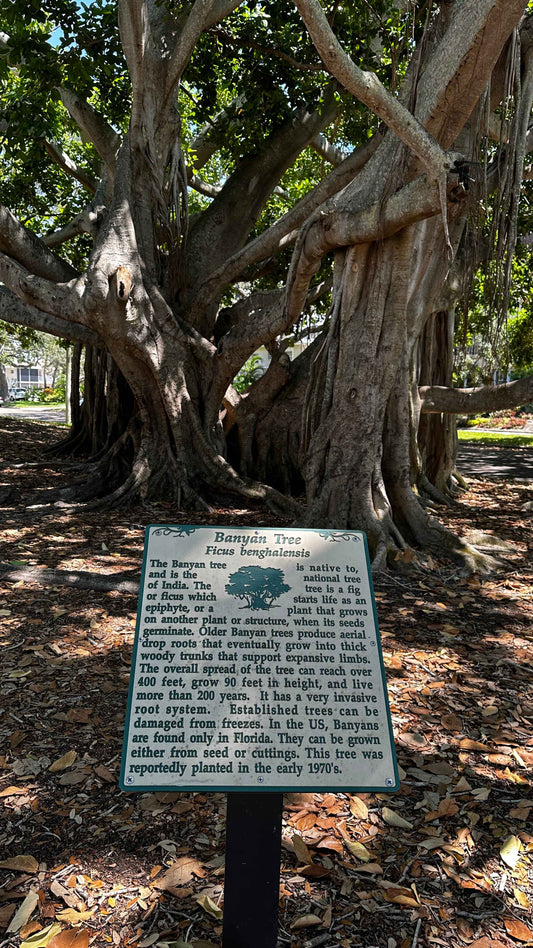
0 404 68 424
457 442 533 481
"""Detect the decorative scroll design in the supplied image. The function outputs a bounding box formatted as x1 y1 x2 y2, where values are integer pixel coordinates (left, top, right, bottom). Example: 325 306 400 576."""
152 526 198 537
318 531 361 543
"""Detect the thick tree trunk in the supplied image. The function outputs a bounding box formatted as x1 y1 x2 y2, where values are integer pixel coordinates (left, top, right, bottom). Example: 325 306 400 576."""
298 231 415 565
416 309 458 494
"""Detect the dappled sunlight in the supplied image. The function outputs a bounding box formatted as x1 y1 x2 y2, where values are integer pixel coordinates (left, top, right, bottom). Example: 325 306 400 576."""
0 419 532 946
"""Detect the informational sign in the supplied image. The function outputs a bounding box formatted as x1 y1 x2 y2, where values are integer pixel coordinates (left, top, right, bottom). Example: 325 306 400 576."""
120 526 398 792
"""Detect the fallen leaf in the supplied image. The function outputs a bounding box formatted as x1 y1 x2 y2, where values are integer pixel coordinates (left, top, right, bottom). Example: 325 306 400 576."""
20 922 42 939
164 887 194 899
456 918 474 941
19 923 62 948
297 864 331 878
48 930 89 948
0 904 17 929
349 796 369 820
500 835 521 869
350 862 383 874
382 807 413 830
196 895 222 920
382 887 419 908
513 889 531 909
459 739 490 752
468 939 507 948
49 752 77 773
441 713 462 731
290 914 322 930
0 855 39 873
6 891 39 932
398 732 428 749
437 798 458 818
316 838 343 853
471 787 491 802
344 840 371 861
55 909 94 924
0 785 31 798
292 834 314 866
503 918 533 941
296 813 317 832
65 709 92 724
153 857 205 889
417 838 444 851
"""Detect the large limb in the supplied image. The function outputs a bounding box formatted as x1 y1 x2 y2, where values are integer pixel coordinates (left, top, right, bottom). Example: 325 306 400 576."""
0 205 79 282
42 139 98 193
43 205 104 249
58 88 120 177
285 168 466 325
415 0 528 147
420 377 533 414
118 0 239 122
189 134 379 311
293 0 451 179
0 253 86 326
0 287 99 347
185 95 339 299
211 279 331 417
310 133 346 167
43 181 107 249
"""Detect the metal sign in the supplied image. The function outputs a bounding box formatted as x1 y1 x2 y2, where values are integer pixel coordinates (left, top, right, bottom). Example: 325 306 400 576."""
120 526 398 792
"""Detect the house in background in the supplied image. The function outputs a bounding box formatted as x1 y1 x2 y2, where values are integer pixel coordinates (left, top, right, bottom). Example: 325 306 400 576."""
4 362 44 393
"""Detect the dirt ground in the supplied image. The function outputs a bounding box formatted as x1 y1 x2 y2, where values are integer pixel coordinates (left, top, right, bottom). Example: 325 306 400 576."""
0 416 532 948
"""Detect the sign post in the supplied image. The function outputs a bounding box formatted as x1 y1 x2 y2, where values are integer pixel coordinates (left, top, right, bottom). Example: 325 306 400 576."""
223 791 283 948
120 526 398 944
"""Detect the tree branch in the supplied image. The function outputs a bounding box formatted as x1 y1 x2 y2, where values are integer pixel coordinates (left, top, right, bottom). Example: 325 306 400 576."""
310 132 346 166
189 134 380 311
203 0 250 30
185 95 340 313
187 94 247 171
0 287 99 346
420 377 533 414
42 139 99 193
416 0 529 148
285 169 467 323
0 205 80 282
0 253 86 325
43 203 105 248
293 0 451 178
166 0 220 96
59 87 121 176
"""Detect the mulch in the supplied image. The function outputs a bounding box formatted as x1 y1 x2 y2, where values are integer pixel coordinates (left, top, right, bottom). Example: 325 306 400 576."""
0 416 532 948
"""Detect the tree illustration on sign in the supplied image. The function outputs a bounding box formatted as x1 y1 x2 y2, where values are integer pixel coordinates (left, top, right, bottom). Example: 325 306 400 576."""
225 566 290 610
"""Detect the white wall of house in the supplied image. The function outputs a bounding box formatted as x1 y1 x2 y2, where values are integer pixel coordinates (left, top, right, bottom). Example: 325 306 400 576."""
5 364 44 391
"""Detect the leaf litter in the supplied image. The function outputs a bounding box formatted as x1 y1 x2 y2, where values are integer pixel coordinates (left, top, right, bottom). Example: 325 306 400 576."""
0 417 532 948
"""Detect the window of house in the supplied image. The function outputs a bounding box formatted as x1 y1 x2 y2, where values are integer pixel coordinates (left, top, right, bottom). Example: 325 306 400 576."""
17 368 40 385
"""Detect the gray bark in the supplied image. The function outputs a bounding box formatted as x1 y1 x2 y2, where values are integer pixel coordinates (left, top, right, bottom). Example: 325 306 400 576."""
421 376 533 414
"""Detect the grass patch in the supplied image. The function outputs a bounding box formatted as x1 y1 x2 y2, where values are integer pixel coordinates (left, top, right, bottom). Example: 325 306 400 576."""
458 429 533 446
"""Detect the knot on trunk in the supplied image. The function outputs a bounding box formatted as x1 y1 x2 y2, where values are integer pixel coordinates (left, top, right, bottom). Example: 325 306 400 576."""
111 266 134 303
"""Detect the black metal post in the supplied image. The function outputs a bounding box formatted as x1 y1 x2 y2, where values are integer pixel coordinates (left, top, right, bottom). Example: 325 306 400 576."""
222 792 283 948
